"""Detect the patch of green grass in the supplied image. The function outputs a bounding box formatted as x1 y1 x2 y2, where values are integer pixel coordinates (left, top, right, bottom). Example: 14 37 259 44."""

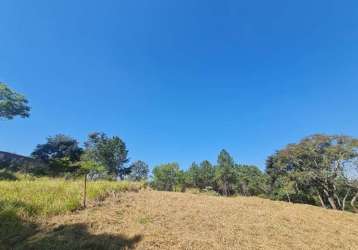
137 215 152 225
0 177 145 219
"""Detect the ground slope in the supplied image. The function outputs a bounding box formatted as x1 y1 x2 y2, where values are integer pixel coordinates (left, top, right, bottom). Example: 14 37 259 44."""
14 191 358 250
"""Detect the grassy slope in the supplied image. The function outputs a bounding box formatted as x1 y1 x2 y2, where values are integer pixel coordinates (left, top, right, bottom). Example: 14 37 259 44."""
5 190 358 250
0 178 144 249
0 178 144 217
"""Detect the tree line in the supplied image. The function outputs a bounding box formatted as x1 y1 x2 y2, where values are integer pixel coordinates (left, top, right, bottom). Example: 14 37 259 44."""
151 151 267 197
151 135 358 213
1 82 358 212
29 133 149 182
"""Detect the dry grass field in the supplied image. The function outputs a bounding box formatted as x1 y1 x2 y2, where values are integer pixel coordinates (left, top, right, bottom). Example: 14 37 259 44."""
5 190 358 250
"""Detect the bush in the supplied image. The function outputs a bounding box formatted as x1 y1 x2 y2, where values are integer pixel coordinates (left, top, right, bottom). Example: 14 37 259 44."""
0 170 17 180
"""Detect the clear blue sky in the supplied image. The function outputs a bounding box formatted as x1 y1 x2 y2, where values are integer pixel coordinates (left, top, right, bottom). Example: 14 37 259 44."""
1 0 358 170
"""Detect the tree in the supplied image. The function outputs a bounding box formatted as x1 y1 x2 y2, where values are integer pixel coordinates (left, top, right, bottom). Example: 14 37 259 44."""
235 165 268 196
0 82 30 119
266 134 358 210
31 134 83 175
215 150 237 196
84 132 129 179
152 163 183 191
79 154 105 208
186 160 215 190
128 160 149 181
197 160 216 189
185 162 200 188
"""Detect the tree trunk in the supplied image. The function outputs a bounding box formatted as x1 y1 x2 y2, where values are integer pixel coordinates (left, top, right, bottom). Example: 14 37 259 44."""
334 194 342 210
342 189 350 211
351 192 358 212
317 193 327 209
223 182 227 196
328 197 337 210
286 192 291 203
83 174 87 208
167 183 171 192
323 189 337 210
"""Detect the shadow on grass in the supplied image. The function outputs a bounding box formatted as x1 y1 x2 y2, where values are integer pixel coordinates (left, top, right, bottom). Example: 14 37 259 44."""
17 223 143 250
0 201 142 250
0 201 39 248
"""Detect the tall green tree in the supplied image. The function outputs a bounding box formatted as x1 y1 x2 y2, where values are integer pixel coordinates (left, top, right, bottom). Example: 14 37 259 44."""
215 150 237 196
128 160 149 181
0 82 30 119
152 163 183 191
185 160 216 190
186 162 200 188
84 132 129 179
267 134 358 210
31 134 83 175
235 165 268 196
197 160 216 189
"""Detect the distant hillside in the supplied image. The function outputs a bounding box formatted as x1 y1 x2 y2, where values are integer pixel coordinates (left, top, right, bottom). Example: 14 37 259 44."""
0 151 46 172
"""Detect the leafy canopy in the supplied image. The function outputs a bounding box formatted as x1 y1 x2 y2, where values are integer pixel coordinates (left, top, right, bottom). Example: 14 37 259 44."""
32 134 83 162
215 149 237 196
267 134 358 210
185 161 215 189
31 134 83 175
0 82 30 119
80 154 106 175
84 132 129 178
152 163 183 191
128 160 149 181
235 165 268 196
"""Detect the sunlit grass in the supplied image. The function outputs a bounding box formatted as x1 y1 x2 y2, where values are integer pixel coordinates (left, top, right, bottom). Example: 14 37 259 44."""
0 177 145 219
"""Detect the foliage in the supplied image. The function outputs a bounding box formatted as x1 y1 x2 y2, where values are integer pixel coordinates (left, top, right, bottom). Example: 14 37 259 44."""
215 150 237 196
84 132 129 178
164 151 267 198
266 134 358 210
0 169 17 181
128 160 149 181
185 160 216 190
185 162 200 187
235 165 268 196
31 134 82 162
80 153 106 175
151 163 184 191
79 154 107 207
198 160 216 189
0 82 30 119
31 134 83 175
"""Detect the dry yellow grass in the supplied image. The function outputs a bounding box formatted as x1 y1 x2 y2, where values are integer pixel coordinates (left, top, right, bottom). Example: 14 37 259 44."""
15 190 358 250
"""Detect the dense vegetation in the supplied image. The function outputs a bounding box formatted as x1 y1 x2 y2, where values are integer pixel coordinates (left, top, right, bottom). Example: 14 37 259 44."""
266 135 358 211
150 151 268 197
151 137 358 212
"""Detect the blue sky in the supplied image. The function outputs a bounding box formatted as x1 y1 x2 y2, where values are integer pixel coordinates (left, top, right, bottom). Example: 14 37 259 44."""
1 0 358 170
